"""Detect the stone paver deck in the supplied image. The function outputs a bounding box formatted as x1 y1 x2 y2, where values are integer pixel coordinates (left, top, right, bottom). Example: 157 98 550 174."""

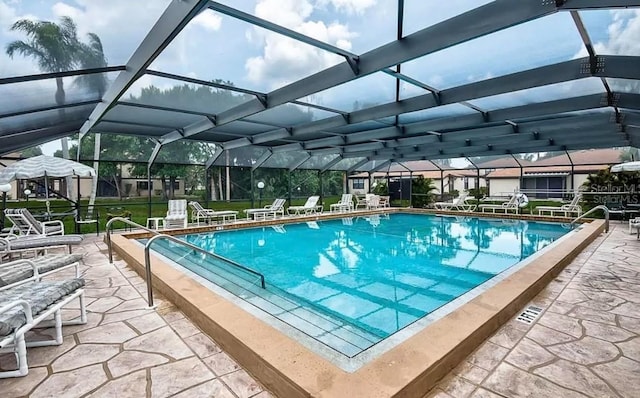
1 223 638 398
0 235 271 398
426 223 640 398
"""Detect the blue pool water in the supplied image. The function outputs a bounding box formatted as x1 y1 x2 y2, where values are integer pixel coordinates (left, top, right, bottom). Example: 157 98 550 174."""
149 213 569 357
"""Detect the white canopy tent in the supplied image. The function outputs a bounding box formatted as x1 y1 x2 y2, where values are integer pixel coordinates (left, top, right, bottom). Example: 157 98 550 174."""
0 155 97 214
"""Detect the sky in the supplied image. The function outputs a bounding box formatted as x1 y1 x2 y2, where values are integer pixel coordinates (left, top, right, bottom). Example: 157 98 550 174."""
0 0 638 157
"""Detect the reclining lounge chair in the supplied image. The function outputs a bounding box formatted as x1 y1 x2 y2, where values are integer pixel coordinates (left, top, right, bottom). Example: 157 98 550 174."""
0 254 83 287
0 234 84 260
188 201 238 226
434 192 476 212
0 278 86 378
245 199 286 220
536 193 582 217
4 208 65 236
287 196 322 215
478 194 520 214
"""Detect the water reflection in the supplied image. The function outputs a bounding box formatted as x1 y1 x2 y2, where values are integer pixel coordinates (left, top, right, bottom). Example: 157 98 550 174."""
181 214 568 337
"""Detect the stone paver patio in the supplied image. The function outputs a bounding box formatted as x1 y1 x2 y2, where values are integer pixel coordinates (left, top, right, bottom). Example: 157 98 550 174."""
0 235 271 398
426 223 640 398
1 223 638 398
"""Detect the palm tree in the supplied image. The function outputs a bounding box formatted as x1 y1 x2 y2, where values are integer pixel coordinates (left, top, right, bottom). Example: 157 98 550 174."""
6 16 107 201
6 17 81 107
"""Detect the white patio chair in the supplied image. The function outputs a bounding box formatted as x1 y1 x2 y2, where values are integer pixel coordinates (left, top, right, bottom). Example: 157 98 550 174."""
435 192 469 210
0 253 83 288
4 209 64 236
330 194 354 213
164 200 188 229
537 193 582 217
366 195 381 210
245 198 286 220
0 278 86 378
287 196 321 215
0 234 83 260
478 193 520 214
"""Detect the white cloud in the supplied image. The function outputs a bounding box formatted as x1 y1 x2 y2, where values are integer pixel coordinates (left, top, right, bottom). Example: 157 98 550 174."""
49 0 171 65
245 0 357 90
318 0 377 15
594 10 640 55
191 9 222 32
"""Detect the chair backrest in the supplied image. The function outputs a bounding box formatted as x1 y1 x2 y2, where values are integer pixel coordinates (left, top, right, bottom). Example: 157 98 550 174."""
368 195 380 208
304 196 320 208
568 193 582 207
19 209 44 234
189 201 205 212
167 199 187 216
340 194 353 204
4 209 35 235
272 198 286 210
503 194 519 208
455 192 469 204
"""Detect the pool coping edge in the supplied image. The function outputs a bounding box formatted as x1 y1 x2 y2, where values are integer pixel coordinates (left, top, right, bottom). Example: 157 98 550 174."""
109 215 605 398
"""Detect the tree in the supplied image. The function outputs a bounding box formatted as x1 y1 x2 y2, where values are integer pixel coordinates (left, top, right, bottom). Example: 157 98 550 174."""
55 134 146 199
620 147 639 162
411 176 437 208
6 16 107 200
19 146 43 158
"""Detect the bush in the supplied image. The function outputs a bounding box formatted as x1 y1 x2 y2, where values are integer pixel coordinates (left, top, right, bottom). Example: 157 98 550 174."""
469 187 488 199
372 181 388 195
412 176 437 208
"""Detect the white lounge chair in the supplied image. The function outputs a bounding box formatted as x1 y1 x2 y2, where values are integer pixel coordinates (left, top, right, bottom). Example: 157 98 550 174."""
0 254 83 287
0 234 84 260
164 200 188 229
189 201 238 225
287 196 322 215
479 194 520 214
537 193 582 217
0 277 86 378
434 192 476 212
4 209 64 236
330 194 354 213
245 198 286 220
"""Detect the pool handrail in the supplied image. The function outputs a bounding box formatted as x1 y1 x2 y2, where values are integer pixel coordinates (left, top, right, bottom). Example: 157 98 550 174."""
105 217 266 308
570 205 609 233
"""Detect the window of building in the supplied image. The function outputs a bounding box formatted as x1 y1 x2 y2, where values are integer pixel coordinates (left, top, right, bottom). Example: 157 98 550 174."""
353 178 365 190
173 180 180 190
464 177 469 190
137 181 152 190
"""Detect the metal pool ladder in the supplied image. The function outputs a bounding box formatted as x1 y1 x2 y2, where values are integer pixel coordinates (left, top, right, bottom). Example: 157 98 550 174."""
105 217 266 309
571 205 610 233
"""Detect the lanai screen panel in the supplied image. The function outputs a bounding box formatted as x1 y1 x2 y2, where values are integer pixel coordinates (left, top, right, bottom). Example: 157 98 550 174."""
1 1 639 163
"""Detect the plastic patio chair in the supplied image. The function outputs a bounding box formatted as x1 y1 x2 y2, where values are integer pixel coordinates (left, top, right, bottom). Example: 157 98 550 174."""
164 200 188 229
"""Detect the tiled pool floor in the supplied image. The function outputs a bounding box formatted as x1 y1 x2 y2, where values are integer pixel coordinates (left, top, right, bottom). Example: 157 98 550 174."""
1 223 638 398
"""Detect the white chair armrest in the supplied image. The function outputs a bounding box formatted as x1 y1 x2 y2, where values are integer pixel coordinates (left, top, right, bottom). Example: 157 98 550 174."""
0 299 33 324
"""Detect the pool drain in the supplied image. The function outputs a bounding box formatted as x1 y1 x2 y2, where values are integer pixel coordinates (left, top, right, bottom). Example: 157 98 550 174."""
516 305 543 325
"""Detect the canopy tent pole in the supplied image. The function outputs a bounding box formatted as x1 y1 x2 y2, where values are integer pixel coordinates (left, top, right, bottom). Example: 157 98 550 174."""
566 150 575 193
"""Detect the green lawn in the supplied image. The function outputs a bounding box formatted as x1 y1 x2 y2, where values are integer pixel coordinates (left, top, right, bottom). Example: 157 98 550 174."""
2 196 589 235
2 195 345 234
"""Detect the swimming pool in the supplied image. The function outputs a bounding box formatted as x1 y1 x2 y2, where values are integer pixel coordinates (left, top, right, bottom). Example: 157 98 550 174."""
147 213 569 361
